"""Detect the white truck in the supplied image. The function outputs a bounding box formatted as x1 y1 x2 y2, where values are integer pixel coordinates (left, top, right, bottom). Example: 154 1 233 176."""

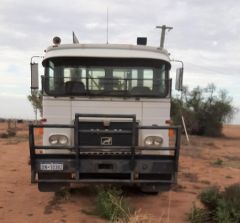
29 32 182 193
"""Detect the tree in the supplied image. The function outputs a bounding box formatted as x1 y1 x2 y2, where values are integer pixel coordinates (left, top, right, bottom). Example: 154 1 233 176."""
28 90 43 121
171 84 236 137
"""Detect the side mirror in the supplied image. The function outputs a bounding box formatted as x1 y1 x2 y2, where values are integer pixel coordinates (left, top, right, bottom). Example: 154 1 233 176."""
30 63 39 91
175 67 183 91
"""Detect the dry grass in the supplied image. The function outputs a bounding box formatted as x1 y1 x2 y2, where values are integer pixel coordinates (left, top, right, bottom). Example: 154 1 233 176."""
118 209 166 223
182 172 198 182
224 160 240 169
211 156 240 169
3 134 28 145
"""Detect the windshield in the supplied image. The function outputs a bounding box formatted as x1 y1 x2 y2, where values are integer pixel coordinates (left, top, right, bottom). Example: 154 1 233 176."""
43 57 170 98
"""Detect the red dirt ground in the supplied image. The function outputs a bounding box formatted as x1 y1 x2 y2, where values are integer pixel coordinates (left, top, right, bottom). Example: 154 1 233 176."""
0 123 239 223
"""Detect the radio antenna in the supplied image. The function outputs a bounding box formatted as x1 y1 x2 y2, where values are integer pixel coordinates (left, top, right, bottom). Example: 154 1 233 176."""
106 8 109 44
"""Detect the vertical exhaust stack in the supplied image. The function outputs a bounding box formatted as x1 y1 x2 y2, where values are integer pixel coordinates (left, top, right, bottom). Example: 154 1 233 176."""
156 25 173 49
137 37 147 46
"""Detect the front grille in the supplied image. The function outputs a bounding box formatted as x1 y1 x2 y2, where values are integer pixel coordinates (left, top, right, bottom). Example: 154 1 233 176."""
78 121 137 146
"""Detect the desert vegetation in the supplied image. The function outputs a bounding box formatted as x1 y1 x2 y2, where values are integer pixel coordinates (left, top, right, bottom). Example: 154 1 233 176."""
57 185 166 223
27 90 42 120
188 184 240 223
171 84 236 137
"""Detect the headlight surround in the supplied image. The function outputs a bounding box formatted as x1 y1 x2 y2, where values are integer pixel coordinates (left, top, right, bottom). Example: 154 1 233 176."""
144 136 163 147
49 134 69 146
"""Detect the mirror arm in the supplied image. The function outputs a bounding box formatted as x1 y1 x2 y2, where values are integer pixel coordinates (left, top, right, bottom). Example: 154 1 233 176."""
171 59 184 70
31 56 43 64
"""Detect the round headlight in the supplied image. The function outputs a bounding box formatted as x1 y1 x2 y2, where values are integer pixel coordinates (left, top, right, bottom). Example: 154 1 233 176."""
49 134 69 146
59 135 68 145
144 136 164 147
144 136 154 146
154 136 163 146
49 135 59 145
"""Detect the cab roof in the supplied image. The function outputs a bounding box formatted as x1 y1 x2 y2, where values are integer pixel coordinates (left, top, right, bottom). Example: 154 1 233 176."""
43 43 171 64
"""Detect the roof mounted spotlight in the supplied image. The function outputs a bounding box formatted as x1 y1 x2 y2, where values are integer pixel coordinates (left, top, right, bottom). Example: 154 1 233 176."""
53 36 61 46
137 37 147 45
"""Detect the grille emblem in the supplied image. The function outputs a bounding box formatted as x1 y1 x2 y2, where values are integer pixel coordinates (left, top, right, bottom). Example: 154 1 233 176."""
101 137 112 145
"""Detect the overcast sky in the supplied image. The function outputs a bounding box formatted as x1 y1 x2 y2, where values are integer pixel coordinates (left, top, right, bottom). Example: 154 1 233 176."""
0 0 240 123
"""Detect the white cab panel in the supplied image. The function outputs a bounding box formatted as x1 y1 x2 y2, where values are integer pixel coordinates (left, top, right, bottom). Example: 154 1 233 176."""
43 99 72 147
71 100 142 121
42 97 170 154
141 101 170 146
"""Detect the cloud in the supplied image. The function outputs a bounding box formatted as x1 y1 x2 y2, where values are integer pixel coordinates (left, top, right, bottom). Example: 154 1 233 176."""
0 0 239 123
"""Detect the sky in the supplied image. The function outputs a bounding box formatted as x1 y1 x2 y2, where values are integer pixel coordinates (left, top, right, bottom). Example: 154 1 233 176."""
0 0 240 123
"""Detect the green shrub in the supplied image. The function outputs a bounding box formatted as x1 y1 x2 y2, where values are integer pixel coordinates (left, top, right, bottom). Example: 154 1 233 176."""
199 186 220 211
212 159 224 167
189 184 240 223
171 84 236 137
0 132 9 138
27 90 43 119
7 129 16 137
188 204 210 223
216 184 240 223
95 186 131 222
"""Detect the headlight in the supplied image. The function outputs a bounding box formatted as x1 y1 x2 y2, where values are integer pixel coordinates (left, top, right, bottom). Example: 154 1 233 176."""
49 134 68 146
49 135 58 145
59 135 68 145
144 136 163 147
153 137 163 146
144 136 154 146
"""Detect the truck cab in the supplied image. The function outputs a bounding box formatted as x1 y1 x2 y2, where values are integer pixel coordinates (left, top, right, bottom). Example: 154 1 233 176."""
29 38 181 193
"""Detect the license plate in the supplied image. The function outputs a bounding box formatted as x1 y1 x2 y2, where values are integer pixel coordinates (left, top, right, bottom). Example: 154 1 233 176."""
40 163 64 171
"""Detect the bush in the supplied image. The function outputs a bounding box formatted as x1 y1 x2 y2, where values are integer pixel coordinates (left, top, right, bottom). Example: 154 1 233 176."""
171 84 236 137
212 158 224 167
189 184 240 223
199 186 220 210
95 186 131 222
7 129 16 137
216 184 240 223
0 132 9 138
188 204 210 223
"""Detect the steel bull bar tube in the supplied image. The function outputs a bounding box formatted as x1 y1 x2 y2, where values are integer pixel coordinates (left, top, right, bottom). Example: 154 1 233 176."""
29 114 181 185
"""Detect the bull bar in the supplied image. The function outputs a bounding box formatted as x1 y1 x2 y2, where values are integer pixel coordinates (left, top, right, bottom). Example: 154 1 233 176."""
29 114 181 185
